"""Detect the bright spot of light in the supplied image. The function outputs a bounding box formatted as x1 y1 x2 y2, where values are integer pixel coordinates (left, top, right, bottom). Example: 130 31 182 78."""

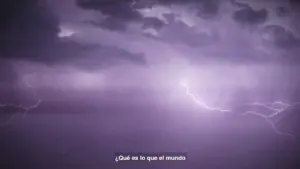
70 72 106 90
58 26 76 38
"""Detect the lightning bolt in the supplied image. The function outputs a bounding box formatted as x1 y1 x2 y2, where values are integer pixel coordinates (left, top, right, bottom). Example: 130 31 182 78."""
0 100 42 126
241 101 300 138
0 81 42 126
243 101 299 118
180 81 300 138
180 81 231 112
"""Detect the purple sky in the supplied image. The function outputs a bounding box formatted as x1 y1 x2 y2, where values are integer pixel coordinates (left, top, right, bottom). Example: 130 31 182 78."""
0 0 299 101
1 0 300 169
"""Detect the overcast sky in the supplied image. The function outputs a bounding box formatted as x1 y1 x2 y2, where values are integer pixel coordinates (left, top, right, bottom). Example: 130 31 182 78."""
1 0 300 95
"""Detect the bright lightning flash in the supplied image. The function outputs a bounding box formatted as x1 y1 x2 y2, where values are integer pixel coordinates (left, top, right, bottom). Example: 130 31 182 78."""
180 80 300 138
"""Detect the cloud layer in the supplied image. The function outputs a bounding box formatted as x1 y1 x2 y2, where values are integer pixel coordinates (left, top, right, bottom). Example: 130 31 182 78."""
1 0 300 92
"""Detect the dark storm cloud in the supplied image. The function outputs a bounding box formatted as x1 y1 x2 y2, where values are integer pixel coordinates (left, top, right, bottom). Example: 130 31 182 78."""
101 46 147 65
0 0 59 60
157 0 221 19
41 40 148 70
77 0 143 21
230 0 250 8
77 0 165 30
89 16 165 32
0 59 20 103
89 17 128 31
55 0 300 64
0 60 18 85
0 0 41 32
156 13 219 47
289 0 300 8
88 12 165 31
195 0 220 19
142 17 166 29
275 6 289 17
139 13 219 48
77 0 221 30
0 0 147 68
64 45 147 69
260 25 300 49
157 0 212 5
232 5 268 26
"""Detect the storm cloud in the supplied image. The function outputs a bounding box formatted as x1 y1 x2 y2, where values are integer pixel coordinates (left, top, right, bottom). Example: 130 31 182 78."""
2 2 300 168
1 0 300 91
0 0 147 68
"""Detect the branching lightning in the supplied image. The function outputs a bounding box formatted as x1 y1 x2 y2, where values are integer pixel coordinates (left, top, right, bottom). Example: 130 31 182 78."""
180 81 300 138
0 82 42 126
241 101 300 137
243 101 300 119
0 100 42 126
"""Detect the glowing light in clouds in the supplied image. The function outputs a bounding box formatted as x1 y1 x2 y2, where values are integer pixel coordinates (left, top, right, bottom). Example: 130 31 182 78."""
58 25 76 38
